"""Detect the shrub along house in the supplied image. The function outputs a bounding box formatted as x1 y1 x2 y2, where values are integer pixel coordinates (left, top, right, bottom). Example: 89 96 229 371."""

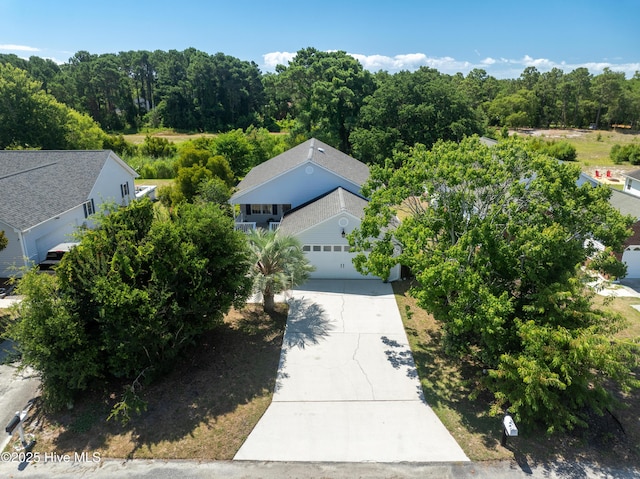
230 138 400 280
0 150 137 277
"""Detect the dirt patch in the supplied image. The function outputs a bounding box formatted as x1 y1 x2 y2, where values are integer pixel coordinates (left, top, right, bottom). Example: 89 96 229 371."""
513 128 591 139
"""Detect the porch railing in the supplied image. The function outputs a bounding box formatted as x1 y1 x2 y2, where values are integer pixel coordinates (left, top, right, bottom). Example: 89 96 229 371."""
235 222 256 233
269 222 281 231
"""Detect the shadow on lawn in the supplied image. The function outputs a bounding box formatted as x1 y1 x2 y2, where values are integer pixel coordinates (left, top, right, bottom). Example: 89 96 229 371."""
32 304 288 459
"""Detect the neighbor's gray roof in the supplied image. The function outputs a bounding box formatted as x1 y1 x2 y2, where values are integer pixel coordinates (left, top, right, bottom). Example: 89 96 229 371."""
0 150 118 230
278 187 368 236
231 138 370 200
623 168 640 181
609 188 640 220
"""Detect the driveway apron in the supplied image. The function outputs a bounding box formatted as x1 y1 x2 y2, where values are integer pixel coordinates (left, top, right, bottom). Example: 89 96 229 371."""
234 280 469 462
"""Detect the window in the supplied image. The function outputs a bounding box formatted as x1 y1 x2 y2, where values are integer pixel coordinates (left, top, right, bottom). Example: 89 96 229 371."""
120 182 130 198
302 245 311 252
333 246 342 252
312 245 321 252
323 245 332 252
83 199 95 218
250 204 273 215
282 204 292 213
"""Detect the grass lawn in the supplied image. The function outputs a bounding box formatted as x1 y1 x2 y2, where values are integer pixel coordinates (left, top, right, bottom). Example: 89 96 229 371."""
123 130 216 145
392 279 640 466
135 178 174 188
26 304 287 460
521 128 639 168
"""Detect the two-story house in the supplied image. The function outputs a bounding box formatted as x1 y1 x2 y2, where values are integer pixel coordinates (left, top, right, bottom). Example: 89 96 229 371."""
230 138 400 280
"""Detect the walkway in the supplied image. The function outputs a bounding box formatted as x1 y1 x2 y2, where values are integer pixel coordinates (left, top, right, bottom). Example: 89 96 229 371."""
234 280 469 462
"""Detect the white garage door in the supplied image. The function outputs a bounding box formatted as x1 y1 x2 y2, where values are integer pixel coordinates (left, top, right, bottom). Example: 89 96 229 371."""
622 246 640 278
303 244 376 279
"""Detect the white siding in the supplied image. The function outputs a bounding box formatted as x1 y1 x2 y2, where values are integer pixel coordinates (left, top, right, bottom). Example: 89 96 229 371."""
90 153 137 207
0 153 137 277
624 177 640 198
295 214 376 280
22 205 86 267
233 163 362 208
622 246 640 278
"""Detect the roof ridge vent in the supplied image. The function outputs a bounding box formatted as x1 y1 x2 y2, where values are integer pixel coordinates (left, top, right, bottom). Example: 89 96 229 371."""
307 139 315 162
0 162 57 181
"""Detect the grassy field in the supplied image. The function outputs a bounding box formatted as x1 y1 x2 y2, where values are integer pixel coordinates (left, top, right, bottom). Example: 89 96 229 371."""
123 130 216 145
392 279 640 466
526 128 640 170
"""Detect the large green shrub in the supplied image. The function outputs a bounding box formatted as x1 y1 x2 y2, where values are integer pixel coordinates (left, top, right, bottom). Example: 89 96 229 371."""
11 198 252 413
610 143 640 165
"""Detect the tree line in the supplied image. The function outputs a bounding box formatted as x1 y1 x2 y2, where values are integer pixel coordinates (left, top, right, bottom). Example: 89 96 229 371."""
2 47 639 162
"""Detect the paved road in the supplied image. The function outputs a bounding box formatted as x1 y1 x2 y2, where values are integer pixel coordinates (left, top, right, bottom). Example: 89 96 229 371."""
235 280 468 462
0 458 637 478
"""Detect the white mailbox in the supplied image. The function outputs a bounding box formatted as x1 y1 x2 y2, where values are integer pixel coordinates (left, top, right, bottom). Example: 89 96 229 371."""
503 414 518 437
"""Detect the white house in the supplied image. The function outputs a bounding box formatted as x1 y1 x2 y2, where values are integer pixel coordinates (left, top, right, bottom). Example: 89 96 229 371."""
0 150 138 277
608 188 640 278
230 138 400 280
622 168 640 198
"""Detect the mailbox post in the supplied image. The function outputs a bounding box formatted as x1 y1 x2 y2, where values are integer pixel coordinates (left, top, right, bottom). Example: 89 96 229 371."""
5 407 36 452
501 410 518 447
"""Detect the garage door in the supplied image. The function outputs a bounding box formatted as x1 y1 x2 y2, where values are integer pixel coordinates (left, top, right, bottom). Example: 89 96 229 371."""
303 244 376 279
622 246 640 278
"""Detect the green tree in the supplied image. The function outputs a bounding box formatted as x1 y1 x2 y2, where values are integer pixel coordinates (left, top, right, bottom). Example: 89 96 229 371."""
0 63 105 150
352 136 638 432
11 198 252 412
267 48 375 152
0 230 8 252
592 68 626 128
0 63 68 149
195 177 232 206
246 229 314 312
350 67 481 166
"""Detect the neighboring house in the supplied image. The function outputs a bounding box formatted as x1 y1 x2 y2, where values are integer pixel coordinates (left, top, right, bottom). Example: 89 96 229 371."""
608 188 640 278
622 168 640 198
0 150 138 277
230 138 400 280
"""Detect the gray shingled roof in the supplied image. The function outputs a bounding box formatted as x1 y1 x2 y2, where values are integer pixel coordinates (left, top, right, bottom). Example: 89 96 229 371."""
609 188 640 220
278 187 368 236
231 138 369 200
624 168 640 181
0 150 115 230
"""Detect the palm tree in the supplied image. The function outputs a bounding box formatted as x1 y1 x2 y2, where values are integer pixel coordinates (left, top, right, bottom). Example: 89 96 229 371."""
246 229 314 312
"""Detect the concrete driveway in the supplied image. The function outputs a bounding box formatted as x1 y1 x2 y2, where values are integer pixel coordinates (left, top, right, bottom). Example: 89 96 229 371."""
234 280 469 463
0 341 40 453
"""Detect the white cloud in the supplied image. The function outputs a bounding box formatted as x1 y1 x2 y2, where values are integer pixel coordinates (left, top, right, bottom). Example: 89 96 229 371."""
262 51 296 69
0 44 39 52
262 50 640 79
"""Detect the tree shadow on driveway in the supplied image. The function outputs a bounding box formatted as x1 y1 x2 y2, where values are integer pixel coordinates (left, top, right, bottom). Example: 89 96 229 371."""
283 297 334 350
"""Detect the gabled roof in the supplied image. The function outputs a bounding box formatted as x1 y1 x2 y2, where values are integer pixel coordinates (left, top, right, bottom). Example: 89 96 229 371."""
278 187 368 236
0 150 134 230
623 168 640 181
609 188 640 220
231 138 369 200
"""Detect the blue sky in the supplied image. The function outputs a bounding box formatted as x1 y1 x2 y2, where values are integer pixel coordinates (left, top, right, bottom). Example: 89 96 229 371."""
1 0 638 79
